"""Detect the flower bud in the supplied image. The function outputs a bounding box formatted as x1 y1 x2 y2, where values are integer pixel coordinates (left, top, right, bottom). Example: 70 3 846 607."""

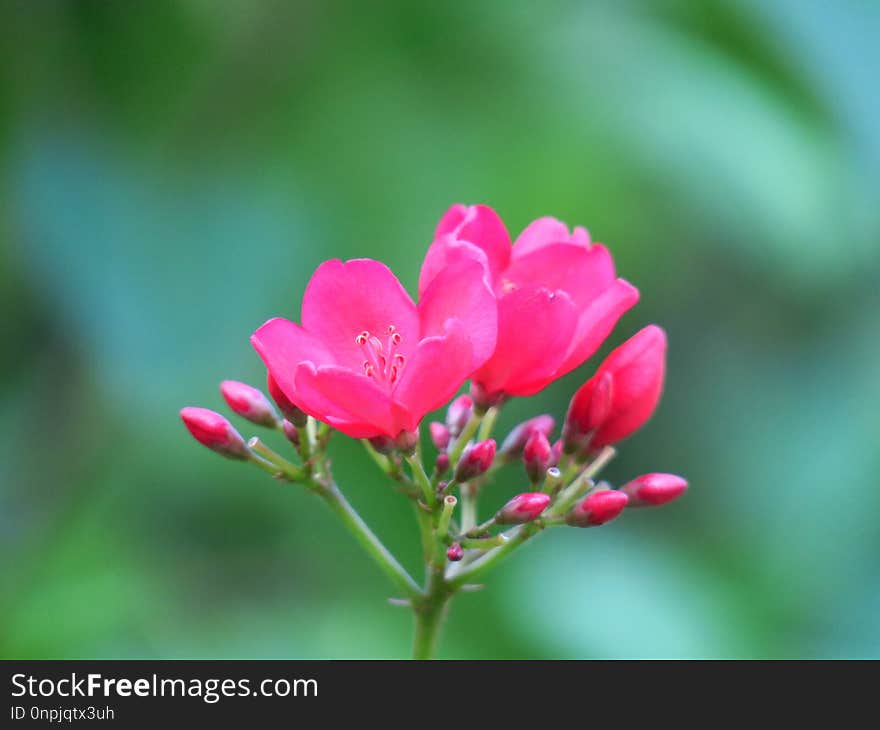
369 435 396 455
620 473 688 507
499 414 555 457
549 439 563 468
430 421 451 451
564 325 666 453
282 419 301 446
454 439 496 482
220 380 280 428
446 394 474 436
565 489 629 527
180 407 249 460
447 543 464 562
523 430 552 483
394 429 419 454
266 374 307 426
435 452 450 475
495 492 551 525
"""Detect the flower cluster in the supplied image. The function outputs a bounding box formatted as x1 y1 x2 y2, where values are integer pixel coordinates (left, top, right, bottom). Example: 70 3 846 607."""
180 204 687 658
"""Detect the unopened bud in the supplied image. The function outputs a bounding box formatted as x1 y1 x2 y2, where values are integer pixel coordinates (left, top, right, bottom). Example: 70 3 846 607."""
369 435 396 455
565 489 629 527
446 394 474 436
620 473 688 507
435 452 450 475
447 543 464 562
282 419 301 446
221 380 280 428
495 492 551 525
180 407 249 460
454 439 496 482
430 422 451 450
565 326 666 452
549 439 563 468
523 430 553 484
266 374 307 426
469 381 506 410
500 414 555 457
394 429 419 454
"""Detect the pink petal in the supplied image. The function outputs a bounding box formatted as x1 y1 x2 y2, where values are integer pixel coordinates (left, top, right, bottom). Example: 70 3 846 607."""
555 278 640 378
394 319 475 420
418 252 497 368
429 204 511 287
295 364 413 438
512 216 587 258
251 317 336 410
418 237 490 298
301 259 419 369
502 243 616 311
471 286 578 398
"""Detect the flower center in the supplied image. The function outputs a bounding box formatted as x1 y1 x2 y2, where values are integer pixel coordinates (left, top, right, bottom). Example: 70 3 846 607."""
355 325 406 385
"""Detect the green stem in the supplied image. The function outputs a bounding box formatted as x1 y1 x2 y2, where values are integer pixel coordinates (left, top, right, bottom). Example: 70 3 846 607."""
405 453 437 507
447 412 483 466
317 482 421 600
477 406 499 442
460 483 477 532
448 523 543 590
412 555 451 659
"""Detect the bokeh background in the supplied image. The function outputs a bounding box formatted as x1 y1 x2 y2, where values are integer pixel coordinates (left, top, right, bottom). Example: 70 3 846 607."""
2 0 878 659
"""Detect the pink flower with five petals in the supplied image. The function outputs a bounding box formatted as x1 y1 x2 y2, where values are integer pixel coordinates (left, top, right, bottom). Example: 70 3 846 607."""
419 204 639 400
251 254 497 440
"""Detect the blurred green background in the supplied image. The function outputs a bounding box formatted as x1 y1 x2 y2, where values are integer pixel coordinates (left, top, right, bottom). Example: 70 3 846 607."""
2 0 878 659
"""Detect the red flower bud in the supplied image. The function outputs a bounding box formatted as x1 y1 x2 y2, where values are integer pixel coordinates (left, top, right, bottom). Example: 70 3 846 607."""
446 394 474 436
454 439 496 481
499 414 555 456
266 374 307 426
495 492 551 525
549 439 563 468
523 430 552 483
282 419 301 446
435 452 450 475
447 543 465 562
180 407 249 460
565 489 629 527
368 435 396 455
430 421 451 450
221 380 280 428
394 429 419 453
620 473 688 507
565 325 666 452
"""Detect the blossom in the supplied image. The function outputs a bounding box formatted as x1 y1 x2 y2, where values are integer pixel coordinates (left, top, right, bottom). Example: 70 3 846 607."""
419 204 639 399
564 325 666 452
251 256 497 440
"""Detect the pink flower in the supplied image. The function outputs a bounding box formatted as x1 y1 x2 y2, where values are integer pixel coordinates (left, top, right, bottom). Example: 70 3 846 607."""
419 204 639 399
251 256 497 440
564 325 666 452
